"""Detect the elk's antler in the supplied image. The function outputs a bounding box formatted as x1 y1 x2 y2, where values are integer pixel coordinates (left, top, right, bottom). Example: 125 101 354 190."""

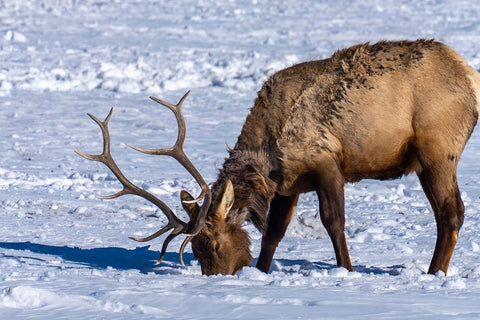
75 91 211 266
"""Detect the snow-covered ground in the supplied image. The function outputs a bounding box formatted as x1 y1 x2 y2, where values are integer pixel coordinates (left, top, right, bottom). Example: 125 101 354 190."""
2 0 480 318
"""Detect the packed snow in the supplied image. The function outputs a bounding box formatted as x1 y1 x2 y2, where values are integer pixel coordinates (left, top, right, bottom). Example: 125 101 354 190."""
2 0 480 319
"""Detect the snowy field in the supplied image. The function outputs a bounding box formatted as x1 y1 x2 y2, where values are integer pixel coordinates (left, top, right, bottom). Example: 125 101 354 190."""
2 0 480 319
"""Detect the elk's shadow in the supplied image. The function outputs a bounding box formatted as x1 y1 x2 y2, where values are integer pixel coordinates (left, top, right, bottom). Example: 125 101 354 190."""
1 242 404 276
0 241 194 274
265 258 405 276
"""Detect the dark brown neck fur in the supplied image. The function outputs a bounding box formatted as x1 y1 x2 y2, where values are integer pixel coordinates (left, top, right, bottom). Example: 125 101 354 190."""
212 148 276 233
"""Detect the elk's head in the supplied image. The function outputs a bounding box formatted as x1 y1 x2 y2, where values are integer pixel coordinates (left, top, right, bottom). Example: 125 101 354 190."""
181 179 252 275
76 92 251 276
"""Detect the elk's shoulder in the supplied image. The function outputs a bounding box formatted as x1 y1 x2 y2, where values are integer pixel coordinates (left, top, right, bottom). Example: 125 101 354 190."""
235 59 329 150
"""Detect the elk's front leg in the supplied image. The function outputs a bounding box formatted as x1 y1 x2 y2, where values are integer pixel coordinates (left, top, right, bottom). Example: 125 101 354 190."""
257 193 299 273
316 171 353 271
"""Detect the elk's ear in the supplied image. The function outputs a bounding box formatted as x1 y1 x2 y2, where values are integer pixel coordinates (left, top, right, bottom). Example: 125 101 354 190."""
217 179 235 221
181 190 200 219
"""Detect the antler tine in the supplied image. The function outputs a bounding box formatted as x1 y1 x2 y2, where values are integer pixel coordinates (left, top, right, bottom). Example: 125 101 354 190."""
75 107 188 263
130 228 192 266
128 91 211 237
154 230 185 265
179 235 194 266
149 90 190 117
74 108 114 162
129 224 172 243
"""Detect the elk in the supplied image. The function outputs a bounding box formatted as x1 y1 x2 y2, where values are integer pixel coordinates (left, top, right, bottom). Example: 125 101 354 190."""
77 39 480 276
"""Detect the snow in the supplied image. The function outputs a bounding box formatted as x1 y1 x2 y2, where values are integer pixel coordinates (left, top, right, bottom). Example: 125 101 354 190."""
1 0 480 319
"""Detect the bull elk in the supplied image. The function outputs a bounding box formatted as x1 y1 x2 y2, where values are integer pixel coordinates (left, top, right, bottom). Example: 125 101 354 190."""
77 40 480 276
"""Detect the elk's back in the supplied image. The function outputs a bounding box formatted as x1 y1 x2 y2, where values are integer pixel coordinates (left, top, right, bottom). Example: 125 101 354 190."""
236 40 480 193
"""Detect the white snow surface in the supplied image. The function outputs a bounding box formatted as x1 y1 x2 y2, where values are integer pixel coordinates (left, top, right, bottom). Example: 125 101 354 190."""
2 0 480 319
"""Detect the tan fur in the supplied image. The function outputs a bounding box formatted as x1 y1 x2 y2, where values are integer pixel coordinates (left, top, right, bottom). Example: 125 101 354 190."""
191 40 480 275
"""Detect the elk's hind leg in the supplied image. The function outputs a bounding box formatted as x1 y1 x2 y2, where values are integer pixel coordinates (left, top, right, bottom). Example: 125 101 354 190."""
417 163 464 275
257 193 299 273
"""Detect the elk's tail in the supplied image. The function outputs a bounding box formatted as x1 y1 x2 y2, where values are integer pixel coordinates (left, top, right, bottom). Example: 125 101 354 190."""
469 68 480 115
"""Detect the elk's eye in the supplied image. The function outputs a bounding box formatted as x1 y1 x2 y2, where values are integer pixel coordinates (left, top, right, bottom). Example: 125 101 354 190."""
214 242 220 253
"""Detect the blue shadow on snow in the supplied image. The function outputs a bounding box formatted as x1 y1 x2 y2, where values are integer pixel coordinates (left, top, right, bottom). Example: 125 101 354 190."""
0 241 195 274
1 242 405 276
268 258 405 275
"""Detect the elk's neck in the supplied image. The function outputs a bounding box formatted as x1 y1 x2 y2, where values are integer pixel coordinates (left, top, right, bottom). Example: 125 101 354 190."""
212 148 275 233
